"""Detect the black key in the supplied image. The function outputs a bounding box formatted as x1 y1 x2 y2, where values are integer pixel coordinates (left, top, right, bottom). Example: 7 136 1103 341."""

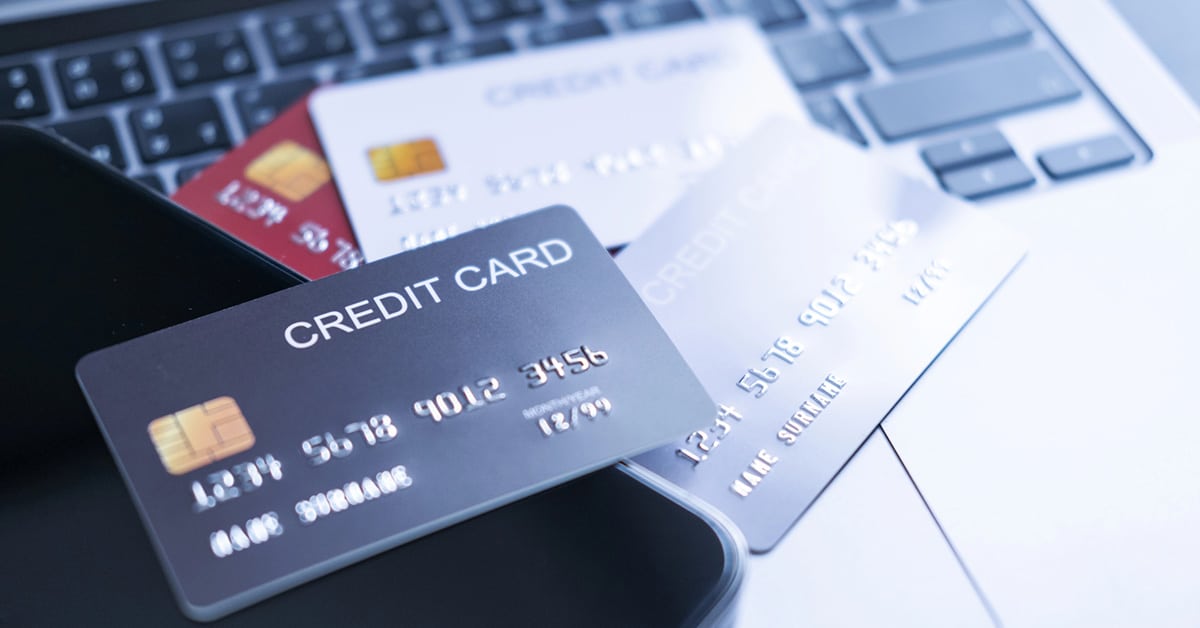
56 47 155 109
162 31 256 87
49 116 127 170
461 0 543 25
529 18 609 47
820 0 894 11
176 160 215 186
129 98 230 163
0 64 50 119
361 0 449 46
563 0 602 7
804 94 866 146
858 50 1081 141
133 173 165 194
265 12 354 66
625 1 702 29
720 0 806 29
939 156 1034 199
1037 134 1134 180
235 78 316 133
336 56 417 82
865 0 1030 67
922 130 1013 173
776 31 869 88
433 37 514 65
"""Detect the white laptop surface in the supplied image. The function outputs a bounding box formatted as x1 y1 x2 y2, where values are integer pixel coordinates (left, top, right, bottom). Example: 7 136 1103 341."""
738 1 1200 625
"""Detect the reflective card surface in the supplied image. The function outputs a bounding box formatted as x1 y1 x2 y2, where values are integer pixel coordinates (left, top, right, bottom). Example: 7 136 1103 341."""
618 119 1028 552
172 99 363 280
77 206 712 621
309 19 805 259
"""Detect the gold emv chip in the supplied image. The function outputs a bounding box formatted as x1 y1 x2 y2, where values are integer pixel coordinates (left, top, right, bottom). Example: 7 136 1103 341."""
148 397 256 475
245 140 331 202
368 138 446 182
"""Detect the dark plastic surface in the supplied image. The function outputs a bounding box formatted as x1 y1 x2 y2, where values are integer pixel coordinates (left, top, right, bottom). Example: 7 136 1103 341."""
0 123 736 627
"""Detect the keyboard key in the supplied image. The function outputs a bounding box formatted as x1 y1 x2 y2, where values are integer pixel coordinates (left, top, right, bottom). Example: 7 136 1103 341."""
720 0 806 29
129 98 230 163
922 130 1012 173
49 116 127 170
56 47 155 108
0 64 49 119
563 0 601 7
461 0 543 25
858 50 1081 140
939 156 1034 199
1037 134 1134 180
265 12 354 66
361 0 449 46
820 0 894 11
865 0 1030 67
529 18 609 47
162 31 256 87
804 94 866 146
433 37 514 64
625 1 702 29
235 78 316 133
176 160 215 186
336 56 417 82
776 31 869 88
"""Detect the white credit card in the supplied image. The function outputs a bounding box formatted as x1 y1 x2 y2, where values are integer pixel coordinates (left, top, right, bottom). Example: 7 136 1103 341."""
618 118 1028 552
309 19 806 260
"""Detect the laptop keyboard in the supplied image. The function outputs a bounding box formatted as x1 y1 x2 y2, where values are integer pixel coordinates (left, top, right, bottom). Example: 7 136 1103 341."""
858 49 1081 140
864 0 1030 67
0 0 1147 201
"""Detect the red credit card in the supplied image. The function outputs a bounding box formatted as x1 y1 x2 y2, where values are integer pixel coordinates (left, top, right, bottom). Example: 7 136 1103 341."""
172 97 363 279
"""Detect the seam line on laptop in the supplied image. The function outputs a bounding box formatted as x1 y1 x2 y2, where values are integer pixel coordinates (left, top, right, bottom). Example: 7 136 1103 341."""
879 425 1004 628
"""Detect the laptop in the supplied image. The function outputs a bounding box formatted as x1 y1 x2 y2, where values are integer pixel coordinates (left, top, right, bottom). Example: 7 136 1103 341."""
2 0 1197 624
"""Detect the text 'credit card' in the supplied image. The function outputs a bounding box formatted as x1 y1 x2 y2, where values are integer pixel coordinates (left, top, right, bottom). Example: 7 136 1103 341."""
310 19 806 260
77 206 712 621
618 119 1028 552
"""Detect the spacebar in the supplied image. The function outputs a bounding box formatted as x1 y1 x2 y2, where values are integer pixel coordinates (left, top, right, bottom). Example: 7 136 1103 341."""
858 50 1081 141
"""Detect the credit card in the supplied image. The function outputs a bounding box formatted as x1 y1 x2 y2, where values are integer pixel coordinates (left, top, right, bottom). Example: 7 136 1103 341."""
172 97 364 279
309 19 805 260
76 206 712 621
617 119 1028 552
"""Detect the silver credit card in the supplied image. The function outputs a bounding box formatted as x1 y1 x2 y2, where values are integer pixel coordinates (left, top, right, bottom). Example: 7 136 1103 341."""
75 206 713 621
617 119 1028 552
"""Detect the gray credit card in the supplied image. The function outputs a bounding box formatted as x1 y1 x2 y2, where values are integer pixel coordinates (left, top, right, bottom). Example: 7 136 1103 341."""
617 118 1028 552
76 205 713 621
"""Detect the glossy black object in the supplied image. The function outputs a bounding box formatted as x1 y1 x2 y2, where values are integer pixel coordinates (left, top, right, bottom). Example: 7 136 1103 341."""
0 123 737 627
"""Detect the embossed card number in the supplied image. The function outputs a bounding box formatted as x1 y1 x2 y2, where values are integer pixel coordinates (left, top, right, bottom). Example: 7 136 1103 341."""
76 206 712 620
618 119 1028 552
